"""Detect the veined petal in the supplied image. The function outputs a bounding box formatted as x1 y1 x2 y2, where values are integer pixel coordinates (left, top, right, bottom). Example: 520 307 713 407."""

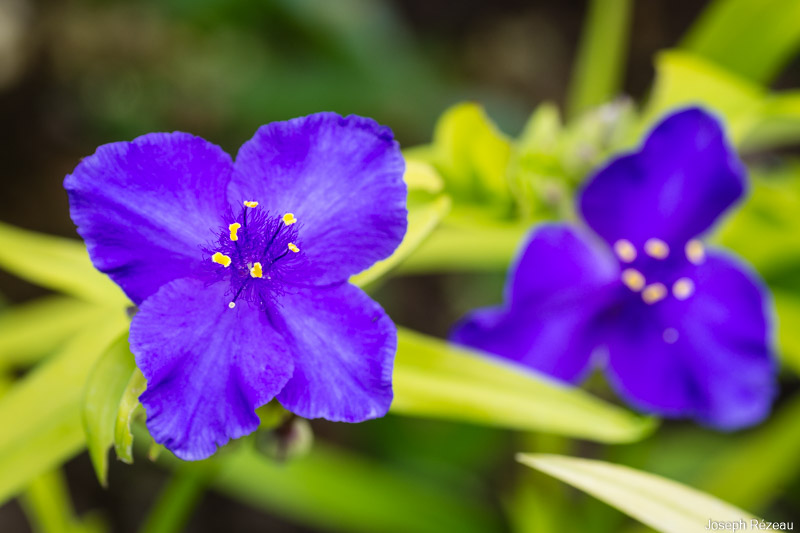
65 133 232 304
273 282 395 422
228 112 407 285
603 251 776 429
579 107 745 249
451 225 618 382
130 278 293 460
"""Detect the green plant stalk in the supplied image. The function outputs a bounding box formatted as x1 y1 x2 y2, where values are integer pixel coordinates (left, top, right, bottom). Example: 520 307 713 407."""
567 0 633 119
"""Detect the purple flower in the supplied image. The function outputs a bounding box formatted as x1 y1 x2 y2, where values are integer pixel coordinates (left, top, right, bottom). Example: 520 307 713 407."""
65 113 407 460
452 108 776 429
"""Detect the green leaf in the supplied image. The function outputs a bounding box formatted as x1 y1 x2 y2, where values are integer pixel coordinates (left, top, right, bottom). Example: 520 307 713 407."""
83 333 136 486
114 369 147 464
397 209 530 275
682 0 800 84
139 467 210 533
429 102 512 206
697 392 800 511
351 195 451 287
149 439 502 533
0 296 108 368
391 328 655 443
645 50 763 146
0 221 127 305
567 0 633 118
403 159 445 194
19 469 107 533
773 291 800 373
741 91 800 151
518 454 758 533
0 316 127 504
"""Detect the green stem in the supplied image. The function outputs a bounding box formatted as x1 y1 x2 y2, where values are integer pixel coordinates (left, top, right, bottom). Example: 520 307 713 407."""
567 0 633 119
139 466 211 533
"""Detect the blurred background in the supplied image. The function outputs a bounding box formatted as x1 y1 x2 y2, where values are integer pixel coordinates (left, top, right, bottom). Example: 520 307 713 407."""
1 0 799 532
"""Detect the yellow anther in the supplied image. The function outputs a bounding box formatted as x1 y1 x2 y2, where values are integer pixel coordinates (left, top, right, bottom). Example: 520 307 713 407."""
685 239 705 265
283 213 297 226
613 239 637 263
644 238 670 260
621 268 645 292
672 277 695 300
250 262 263 278
642 283 667 304
229 223 242 241
288 242 299 253
211 252 231 267
243 200 259 208
228 302 236 309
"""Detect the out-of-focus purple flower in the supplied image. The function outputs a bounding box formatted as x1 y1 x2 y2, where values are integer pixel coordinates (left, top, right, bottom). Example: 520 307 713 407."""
452 108 776 429
65 113 407 460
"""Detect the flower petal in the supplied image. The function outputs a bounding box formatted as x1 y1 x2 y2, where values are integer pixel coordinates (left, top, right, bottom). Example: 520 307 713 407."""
65 133 232 304
579 107 745 248
228 113 407 285
603 251 776 429
130 278 293 460
451 225 618 382
273 282 395 422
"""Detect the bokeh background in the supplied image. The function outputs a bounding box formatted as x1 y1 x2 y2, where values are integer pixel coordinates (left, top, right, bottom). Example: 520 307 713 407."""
1 1 798 532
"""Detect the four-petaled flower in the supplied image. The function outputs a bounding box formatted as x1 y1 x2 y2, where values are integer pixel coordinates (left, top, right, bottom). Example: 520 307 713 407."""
452 108 776 428
65 113 407 460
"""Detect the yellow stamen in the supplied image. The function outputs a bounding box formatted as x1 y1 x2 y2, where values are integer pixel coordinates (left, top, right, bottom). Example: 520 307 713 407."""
229 223 242 241
644 238 669 260
243 200 259 208
621 268 645 292
250 262 263 278
283 212 297 226
642 283 667 304
672 277 695 300
613 239 637 263
288 242 299 253
228 302 236 309
211 252 231 267
685 239 705 265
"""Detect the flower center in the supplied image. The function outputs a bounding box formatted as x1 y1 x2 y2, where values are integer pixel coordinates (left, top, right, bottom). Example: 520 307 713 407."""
205 200 302 309
612 237 704 305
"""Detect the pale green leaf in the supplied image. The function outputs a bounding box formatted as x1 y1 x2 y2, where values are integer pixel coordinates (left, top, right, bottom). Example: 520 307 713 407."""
148 437 502 533
430 102 512 205
741 91 800 151
0 222 127 305
682 0 800 84
0 296 107 368
391 328 655 443
114 368 146 464
0 316 127 504
774 291 800 374
83 333 136 486
518 454 757 533
403 159 444 194
644 50 762 146
351 195 451 287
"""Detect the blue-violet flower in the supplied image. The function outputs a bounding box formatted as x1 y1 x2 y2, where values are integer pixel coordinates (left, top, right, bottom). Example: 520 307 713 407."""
452 107 776 429
65 113 407 459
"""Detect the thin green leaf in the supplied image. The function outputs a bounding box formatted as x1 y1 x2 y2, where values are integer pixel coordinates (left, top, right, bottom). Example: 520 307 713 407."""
567 0 633 118
741 91 800 151
0 316 127 504
83 333 136 486
0 296 107 368
0 221 127 305
682 0 800 84
114 369 147 465
351 195 451 287
403 159 444 194
19 469 107 533
391 328 655 443
773 291 800 374
397 209 530 275
148 438 502 533
518 453 758 533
